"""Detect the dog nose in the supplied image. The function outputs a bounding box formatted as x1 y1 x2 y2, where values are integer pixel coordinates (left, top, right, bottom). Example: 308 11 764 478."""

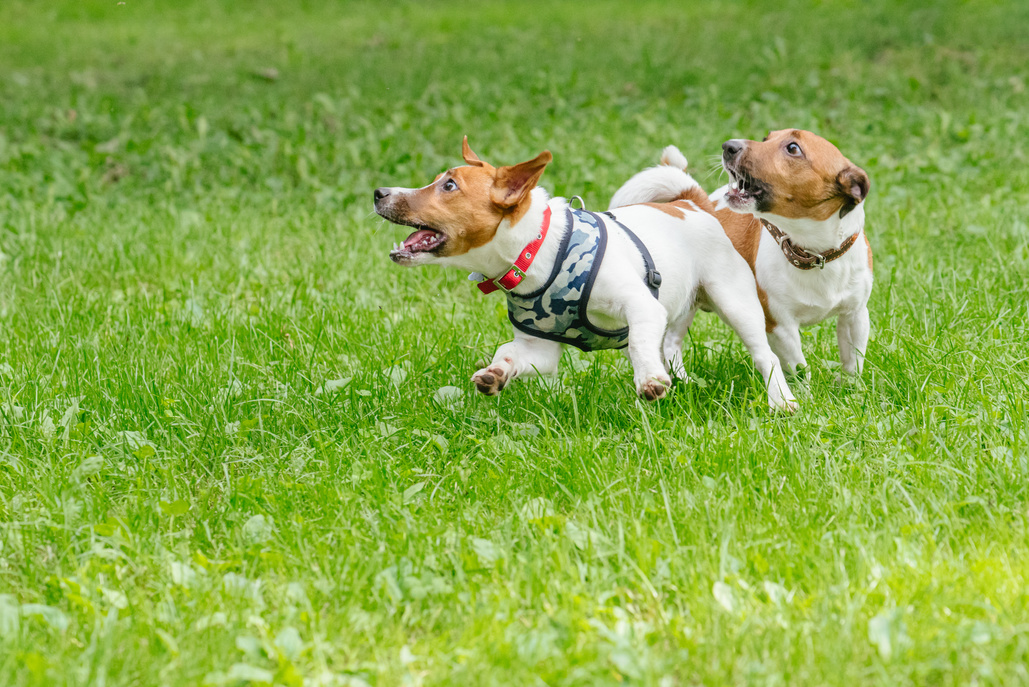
722 139 745 159
373 187 390 202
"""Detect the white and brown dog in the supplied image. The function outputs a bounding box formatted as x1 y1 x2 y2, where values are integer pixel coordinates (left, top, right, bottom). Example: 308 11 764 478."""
374 137 796 411
611 130 872 380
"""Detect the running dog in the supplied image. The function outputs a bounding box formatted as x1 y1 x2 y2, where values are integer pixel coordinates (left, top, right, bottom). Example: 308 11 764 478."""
611 130 871 379
373 137 796 410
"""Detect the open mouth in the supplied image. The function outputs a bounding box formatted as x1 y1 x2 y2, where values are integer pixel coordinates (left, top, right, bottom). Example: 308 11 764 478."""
724 167 768 207
389 225 447 262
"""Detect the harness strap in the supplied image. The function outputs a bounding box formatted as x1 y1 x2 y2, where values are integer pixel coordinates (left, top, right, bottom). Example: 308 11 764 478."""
600 211 662 299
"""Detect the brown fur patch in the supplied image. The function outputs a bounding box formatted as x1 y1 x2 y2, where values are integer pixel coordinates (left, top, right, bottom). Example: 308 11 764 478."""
637 188 715 220
490 150 552 211
864 233 873 269
391 165 509 255
674 187 716 213
641 202 686 220
502 191 535 229
383 143 550 257
757 286 776 332
734 130 868 221
712 208 777 330
714 209 762 269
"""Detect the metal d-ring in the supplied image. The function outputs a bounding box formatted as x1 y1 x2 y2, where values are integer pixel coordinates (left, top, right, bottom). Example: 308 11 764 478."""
569 195 587 210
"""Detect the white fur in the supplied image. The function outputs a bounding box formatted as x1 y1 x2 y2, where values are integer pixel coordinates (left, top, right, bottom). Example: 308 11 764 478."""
608 145 691 210
610 146 873 379
709 185 729 209
659 145 688 170
753 203 872 376
383 180 797 411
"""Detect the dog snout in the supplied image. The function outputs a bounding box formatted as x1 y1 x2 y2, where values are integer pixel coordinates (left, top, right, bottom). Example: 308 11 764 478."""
722 139 745 161
373 187 391 203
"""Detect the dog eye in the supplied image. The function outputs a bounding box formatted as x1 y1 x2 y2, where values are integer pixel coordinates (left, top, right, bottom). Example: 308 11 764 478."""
442 179 458 192
785 142 803 157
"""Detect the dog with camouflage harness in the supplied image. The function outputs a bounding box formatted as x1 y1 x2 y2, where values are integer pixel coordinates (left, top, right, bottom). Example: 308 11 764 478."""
373 137 797 411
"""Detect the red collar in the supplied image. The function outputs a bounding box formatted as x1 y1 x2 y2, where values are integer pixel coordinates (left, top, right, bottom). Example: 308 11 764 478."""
476 206 552 294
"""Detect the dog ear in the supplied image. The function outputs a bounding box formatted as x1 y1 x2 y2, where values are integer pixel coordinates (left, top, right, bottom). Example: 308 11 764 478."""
491 150 552 209
837 166 869 217
462 136 486 167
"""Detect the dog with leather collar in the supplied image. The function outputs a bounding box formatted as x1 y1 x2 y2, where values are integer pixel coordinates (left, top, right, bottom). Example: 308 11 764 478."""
374 137 797 411
610 129 872 380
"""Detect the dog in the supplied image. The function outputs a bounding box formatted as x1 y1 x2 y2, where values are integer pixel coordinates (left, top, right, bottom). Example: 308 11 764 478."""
610 129 872 380
373 137 797 411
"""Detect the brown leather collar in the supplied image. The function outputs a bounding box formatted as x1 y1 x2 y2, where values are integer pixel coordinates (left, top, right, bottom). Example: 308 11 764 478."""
761 219 859 270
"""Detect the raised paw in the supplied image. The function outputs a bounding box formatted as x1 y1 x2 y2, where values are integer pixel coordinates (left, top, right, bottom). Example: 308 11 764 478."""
471 366 508 396
636 373 672 402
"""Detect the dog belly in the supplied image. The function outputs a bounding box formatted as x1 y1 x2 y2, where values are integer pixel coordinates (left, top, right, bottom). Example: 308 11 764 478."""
587 308 626 332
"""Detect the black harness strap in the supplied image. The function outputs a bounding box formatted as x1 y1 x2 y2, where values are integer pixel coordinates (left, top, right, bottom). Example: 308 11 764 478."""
600 211 662 299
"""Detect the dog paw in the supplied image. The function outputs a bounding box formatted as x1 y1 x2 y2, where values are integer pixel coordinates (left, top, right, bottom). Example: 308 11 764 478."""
636 373 672 402
472 366 508 395
768 392 799 414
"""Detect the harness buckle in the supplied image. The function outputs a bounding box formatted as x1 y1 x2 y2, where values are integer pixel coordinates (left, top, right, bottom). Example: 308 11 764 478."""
646 269 663 289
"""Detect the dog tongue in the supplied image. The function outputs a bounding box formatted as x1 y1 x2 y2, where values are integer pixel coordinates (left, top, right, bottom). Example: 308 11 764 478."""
403 228 438 249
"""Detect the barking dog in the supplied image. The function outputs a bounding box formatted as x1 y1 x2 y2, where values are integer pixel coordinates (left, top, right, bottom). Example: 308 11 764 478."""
610 130 872 379
374 138 796 411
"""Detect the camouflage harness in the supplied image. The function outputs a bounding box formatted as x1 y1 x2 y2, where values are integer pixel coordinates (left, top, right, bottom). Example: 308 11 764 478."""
505 208 661 352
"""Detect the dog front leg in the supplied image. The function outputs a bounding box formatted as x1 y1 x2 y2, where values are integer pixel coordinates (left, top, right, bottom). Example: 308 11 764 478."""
837 305 870 377
662 308 696 380
624 296 672 401
768 323 807 378
472 331 562 395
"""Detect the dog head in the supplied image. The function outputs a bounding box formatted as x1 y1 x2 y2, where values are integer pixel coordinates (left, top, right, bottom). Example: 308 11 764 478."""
721 129 869 221
374 137 552 266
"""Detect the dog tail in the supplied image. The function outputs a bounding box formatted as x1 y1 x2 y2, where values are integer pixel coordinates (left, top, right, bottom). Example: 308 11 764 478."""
658 144 689 171
608 145 699 210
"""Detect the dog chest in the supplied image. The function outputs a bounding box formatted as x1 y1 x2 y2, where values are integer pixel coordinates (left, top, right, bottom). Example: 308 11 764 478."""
506 209 632 352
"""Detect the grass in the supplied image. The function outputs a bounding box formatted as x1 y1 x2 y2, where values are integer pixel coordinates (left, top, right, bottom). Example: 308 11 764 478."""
1 0 1028 684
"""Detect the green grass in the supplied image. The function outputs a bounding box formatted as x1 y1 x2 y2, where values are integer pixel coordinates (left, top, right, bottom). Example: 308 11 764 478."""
1 0 1028 684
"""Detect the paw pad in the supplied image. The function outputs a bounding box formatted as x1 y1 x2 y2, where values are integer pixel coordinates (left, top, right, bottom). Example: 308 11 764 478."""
637 375 671 401
472 367 508 395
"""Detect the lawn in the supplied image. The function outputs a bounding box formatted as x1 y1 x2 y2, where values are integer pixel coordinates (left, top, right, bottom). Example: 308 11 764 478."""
1 0 1028 685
